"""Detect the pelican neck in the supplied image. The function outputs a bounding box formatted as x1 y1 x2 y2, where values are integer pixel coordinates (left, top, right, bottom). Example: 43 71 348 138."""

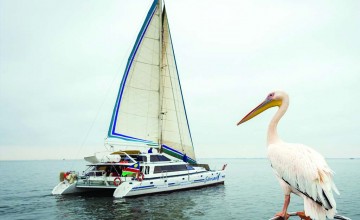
267 99 289 145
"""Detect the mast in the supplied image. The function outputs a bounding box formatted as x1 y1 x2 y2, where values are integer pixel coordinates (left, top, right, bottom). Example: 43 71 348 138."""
158 0 163 150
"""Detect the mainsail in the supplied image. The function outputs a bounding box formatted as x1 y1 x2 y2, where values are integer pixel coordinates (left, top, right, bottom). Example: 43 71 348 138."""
107 0 196 164
108 0 160 145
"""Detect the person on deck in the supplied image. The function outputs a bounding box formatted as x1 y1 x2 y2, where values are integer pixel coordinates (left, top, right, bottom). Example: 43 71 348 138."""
183 153 188 162
148 147 153 153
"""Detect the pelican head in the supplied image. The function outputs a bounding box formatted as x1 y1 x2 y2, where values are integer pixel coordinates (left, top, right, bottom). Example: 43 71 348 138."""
237 91 288 125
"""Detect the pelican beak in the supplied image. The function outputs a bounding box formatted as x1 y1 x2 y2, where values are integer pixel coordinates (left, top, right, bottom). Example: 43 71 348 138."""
237 98 282 125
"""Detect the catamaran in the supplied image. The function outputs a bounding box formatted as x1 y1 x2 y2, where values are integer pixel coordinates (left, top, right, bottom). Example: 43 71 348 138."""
52 0 226 198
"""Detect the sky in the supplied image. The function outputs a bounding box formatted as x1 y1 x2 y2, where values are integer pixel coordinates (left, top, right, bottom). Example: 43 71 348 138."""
0 0 359 160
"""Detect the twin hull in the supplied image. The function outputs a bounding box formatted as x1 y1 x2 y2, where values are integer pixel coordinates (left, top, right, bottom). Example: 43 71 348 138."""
52 170 225 198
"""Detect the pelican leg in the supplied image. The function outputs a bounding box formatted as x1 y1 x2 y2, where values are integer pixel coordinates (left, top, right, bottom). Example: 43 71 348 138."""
296 211 311 220
275 195 290 219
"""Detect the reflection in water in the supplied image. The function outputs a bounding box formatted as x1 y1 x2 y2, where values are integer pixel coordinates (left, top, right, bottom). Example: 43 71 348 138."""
55 186 225 220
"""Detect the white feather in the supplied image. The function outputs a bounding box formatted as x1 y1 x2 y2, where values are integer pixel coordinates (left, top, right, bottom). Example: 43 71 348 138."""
268 142 339 220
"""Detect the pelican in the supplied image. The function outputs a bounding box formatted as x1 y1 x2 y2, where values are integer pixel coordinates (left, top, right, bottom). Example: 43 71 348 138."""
237 91 339 220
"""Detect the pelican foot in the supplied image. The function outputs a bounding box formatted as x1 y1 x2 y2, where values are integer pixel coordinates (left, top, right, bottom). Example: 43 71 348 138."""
275 212 290 220
296 211 311 220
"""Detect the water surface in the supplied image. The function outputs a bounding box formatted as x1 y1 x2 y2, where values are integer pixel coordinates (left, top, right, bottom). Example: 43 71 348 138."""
0 159 358 219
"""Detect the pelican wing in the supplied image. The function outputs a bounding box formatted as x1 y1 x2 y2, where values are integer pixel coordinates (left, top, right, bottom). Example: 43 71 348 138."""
268 143 339 210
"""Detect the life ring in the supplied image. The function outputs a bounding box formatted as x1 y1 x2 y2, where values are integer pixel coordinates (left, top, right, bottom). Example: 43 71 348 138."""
113 177 122 186
136 172 145 182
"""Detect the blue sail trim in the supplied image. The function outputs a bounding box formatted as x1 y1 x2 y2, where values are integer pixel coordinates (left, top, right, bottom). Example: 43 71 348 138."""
107 0 159 141
164 8 195 150
162 144 197 164
112 133 157 145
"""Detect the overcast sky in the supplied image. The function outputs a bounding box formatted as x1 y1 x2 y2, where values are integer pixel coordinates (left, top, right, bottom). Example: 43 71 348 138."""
1 0 359 160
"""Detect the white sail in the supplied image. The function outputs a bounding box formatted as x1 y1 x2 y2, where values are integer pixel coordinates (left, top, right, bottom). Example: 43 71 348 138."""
108 0 160 145
108 0 196 164
160 8 196 163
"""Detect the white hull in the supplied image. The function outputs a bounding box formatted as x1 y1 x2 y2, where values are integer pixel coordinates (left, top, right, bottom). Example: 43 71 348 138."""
117 170 225 198
53 169 225 198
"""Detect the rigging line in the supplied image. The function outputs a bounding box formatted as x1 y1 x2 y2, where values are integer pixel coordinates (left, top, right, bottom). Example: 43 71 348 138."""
163 23 185 152
136 42 159 57
122 111 158 118
74 66 121 161
127 85 158 91
144 36 160 41
133 60 159 66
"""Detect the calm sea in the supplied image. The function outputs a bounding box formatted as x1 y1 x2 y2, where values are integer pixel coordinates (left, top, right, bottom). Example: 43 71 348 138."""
0 159 359 220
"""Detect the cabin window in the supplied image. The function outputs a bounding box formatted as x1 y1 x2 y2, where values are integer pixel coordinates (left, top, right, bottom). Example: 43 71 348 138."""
154 166 162 173
153 165 188 173
186 165 194 170
137 156 147 162
159 155 171 161
150 155 171 162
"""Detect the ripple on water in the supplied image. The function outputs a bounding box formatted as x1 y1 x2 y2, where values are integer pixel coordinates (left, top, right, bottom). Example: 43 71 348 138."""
0 159 358 219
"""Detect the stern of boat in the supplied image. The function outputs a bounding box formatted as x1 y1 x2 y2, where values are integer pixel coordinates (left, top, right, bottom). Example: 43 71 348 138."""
113 181 141 198
52 171 83 195
52 181 79 195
